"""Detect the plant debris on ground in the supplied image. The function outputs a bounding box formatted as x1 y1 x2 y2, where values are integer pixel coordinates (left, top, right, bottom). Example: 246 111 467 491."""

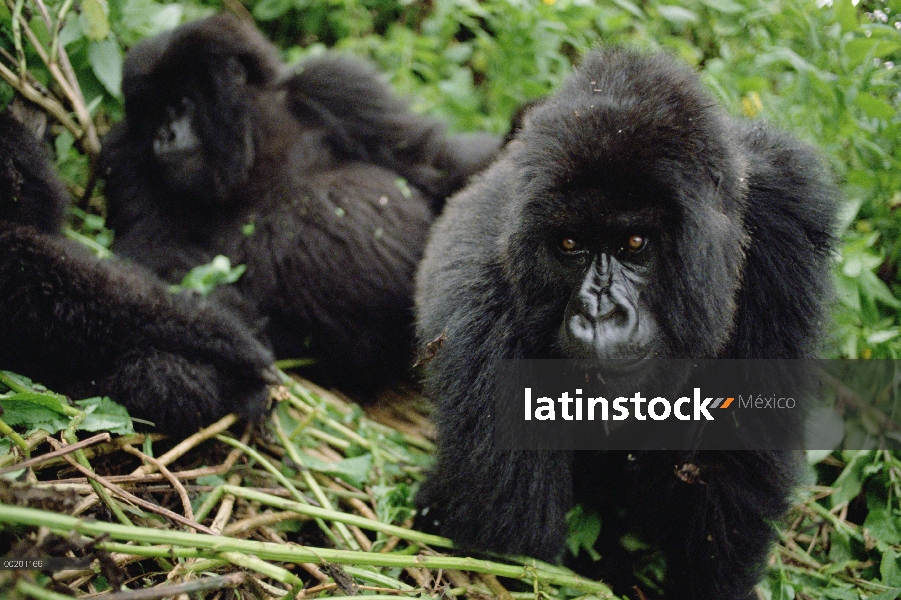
0 370 619 599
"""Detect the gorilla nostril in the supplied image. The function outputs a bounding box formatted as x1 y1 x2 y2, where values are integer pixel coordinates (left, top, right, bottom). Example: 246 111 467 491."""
568 314 595 343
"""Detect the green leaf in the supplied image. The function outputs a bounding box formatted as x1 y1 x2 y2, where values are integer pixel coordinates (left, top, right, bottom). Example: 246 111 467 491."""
828 530 854 563
834 273 861 312
75 396 134 435
834 0 859 34
841 250 879 278
831 452 868 506
54 130 75 165
0 393 71 435
773 581 796 600
253 0 293 21
566 504 601 560
845 38 901 67
699 0 743 14
81 0 111 40
758 47 837 82
656 5 699 25
869 589 901 600
881 550 901 587
866 508 901 545
88 38 123 98
611 0 645 20
854 93 897 121
806 449 834 464
835 197 864 232
860 270 901 309
300 452 372 488
169 255 247 296
58 18 84 48
866 330 900 345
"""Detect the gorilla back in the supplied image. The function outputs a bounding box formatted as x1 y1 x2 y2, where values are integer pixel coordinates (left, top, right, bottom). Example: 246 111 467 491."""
415 49 838 600
101 14 499 395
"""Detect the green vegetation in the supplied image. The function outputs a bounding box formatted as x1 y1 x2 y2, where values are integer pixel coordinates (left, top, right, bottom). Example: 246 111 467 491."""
1 1 900 599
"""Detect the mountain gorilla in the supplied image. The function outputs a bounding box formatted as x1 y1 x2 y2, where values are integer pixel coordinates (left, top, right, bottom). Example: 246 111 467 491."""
100 14 500 396
0 111 273 436
415 49 838 599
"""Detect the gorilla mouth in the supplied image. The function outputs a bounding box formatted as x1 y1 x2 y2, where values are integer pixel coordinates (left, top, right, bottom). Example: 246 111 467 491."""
591 355 649 373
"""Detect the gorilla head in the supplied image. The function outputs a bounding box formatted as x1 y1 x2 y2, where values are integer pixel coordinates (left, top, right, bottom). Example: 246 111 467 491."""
415 48 837 599
500 51 754 366
119 14 280 202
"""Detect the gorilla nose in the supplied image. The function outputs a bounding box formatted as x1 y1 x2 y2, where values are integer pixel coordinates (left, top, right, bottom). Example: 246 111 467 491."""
153 130 176 155
568 304 635 341
565 295 641 360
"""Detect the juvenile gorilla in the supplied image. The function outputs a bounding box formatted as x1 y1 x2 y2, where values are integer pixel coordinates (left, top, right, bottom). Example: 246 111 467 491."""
0 112 274 435
101 14 499 395
415 49 838 599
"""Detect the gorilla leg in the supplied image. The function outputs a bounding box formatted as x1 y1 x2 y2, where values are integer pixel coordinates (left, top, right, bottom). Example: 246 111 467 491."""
626 451 799 599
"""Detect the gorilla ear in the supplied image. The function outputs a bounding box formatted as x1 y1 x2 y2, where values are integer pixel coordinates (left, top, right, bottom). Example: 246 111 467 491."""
203 14 281 87
233 50 282 87
226 56 248 86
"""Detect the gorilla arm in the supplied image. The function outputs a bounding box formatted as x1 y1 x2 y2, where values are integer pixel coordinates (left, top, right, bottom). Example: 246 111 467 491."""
0 224 274 436
415 161 573 561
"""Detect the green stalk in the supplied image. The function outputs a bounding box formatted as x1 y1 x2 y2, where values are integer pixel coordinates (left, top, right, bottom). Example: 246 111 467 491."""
214 434 340 547
219 551 304 587
271 411 359 550
220 484 451 548
16 580 78 600
192 484 225 524
0 416 29 456
63 407 132 527
0 504 613 595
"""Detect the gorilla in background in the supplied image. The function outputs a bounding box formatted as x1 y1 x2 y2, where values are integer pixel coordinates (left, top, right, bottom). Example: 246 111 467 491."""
415 49 838 599
0 111 274 436
100 13 500 396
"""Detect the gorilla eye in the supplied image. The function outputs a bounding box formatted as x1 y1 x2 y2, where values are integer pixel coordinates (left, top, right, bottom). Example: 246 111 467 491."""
559 237 582 253
622 234 647 253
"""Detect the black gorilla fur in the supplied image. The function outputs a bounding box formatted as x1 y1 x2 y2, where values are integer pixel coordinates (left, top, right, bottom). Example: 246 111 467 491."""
100 14 500 395
0 112 274 436
415 49 838 599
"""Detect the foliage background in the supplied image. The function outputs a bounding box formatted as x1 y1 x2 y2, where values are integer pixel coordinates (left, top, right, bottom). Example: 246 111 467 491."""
2 0 900 358
1 0 900 599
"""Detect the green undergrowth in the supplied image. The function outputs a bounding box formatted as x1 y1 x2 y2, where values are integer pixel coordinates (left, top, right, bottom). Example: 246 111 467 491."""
0 371 899 599
0 370 619 598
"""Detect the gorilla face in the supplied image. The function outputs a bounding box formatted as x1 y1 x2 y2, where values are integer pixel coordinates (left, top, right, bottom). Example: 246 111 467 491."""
500 60 751 365
539 181 665 364
121 19 274 203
